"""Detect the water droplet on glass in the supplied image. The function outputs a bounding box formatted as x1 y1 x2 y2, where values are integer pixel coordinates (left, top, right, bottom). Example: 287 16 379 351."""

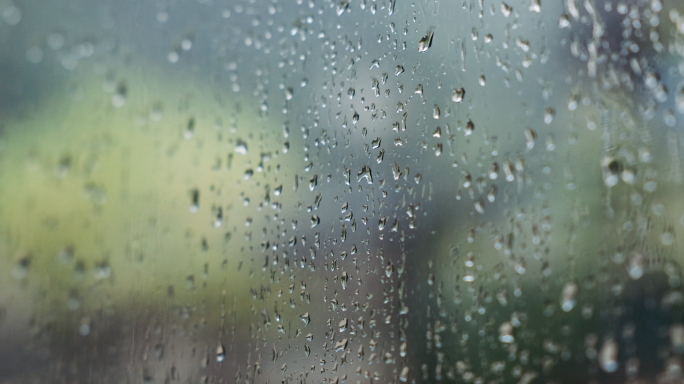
499 322 514 343
418 30 434 53
399 366 409 382
529 0 541 12
501 2 513 17
216 344 226 362
336 1 349 16
544 107 555 124
339 318 348 332
300 312 311 326
627 252 645 279
465 120 475 136
452 87 465 103
334 338 348 352
235 140 248 155
561 282 578 312
357 165 373 184
599 339 619 372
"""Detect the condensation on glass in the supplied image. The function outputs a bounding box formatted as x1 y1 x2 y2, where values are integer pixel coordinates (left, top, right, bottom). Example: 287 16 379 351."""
1 0 684 383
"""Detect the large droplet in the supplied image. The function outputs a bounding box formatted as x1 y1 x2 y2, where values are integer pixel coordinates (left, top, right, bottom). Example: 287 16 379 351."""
216 344 226 362
418 30 434 53
452 87 465 103
599 339 618 372
300 312 311 326
499 322 514 343
561 282 578 312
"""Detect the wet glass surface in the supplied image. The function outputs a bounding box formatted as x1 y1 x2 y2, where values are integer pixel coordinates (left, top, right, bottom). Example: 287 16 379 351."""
1 0 684 383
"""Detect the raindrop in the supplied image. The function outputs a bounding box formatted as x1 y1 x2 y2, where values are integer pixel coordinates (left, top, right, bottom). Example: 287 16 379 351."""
378 217 387 231
339 318 348 332
400 366 409 382
462 173 472 188
568 93 579 111
235 140 248 155
529 0 541 12
216 344 226 362
501 2 513 17
627 252 645 280
433 144 442 156
395 66 404 76
544 107 555 124
599 339 619 372
452 88 465 103
334 339 348 352
190 189 200 213
336 1 349 16
357 165 373 184
474 199 485 214
418 30 434 53
487 185 498 202
601 157 621 187
341 271 349 289
465 120 475 136
489 163 499 179
503 159 515 181
499 322 514 343
524 129 536 149
561 282 578 312
243 169 254 180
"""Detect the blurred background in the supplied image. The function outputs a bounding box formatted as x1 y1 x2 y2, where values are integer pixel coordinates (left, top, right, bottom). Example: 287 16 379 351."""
1 0 684 383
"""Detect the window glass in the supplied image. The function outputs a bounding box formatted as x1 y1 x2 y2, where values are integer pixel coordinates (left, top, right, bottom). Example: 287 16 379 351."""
1 0 684 383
